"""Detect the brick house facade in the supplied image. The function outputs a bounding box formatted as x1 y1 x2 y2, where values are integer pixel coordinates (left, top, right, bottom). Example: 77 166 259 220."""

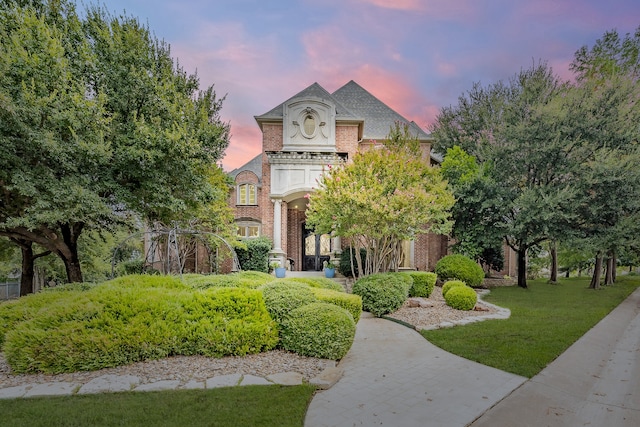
228 80 451 272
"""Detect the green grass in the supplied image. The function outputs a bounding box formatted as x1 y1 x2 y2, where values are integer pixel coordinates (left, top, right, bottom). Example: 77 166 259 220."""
421 276 640 378
0 385 316 427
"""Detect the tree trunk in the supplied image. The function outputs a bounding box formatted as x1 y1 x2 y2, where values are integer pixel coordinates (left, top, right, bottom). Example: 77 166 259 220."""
517 247 528 289
60 223 84 283
604 256 615 286
19 241 35 296
589 252 603 289
549 240 558 283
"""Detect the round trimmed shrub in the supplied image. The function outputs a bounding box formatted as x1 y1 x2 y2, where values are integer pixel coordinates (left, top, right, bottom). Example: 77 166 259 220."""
444 285 477 311
442 280 467 297
435 254 485 288
260 281 317 324
352 273 409 317
280 303 355 359
404 272 437 297
310 288 362 323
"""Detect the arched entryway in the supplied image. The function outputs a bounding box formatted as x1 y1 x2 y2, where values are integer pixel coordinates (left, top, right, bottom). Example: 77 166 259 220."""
302 223 332 271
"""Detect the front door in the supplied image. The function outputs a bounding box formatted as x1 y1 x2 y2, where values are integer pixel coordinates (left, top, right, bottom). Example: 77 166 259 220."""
302 224 331 271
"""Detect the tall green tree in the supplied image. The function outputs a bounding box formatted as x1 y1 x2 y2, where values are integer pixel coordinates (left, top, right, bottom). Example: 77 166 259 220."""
569 26 640 288
432 63 579 288
0 1 230 287
306 126 454 279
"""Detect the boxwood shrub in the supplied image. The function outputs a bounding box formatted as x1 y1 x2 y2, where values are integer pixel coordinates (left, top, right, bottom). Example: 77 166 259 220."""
235 237 272 272
3 283 278 374
184 271 272 289
403 271 437 297
283 277 345 292
435 254 485 288
442 280 467 297
260 281 317 324
310 288 362 323
280 302 355 359
352 273 410 317
443 285 478 311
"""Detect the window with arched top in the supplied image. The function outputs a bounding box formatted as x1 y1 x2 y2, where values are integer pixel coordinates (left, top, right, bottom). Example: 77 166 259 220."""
237 183 257 205
236 221 260 238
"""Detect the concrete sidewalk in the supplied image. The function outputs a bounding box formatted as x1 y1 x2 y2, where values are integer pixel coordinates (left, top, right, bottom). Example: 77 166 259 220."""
306 287 640 427
305 312 527 427
471 286 640 426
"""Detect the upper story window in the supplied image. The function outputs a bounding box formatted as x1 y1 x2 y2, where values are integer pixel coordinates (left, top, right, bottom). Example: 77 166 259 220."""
238 183 257 205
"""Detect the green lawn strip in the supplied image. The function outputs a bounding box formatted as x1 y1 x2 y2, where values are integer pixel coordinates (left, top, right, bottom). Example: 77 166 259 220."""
0 384 316 427
421 276 640 378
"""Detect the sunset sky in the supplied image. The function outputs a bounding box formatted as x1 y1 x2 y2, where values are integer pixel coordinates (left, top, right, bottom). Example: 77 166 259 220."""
103 0 640 171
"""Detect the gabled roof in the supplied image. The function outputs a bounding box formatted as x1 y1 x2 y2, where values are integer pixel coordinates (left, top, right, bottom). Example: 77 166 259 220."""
331 80 431 141
228 153 262 182
254 82 361 126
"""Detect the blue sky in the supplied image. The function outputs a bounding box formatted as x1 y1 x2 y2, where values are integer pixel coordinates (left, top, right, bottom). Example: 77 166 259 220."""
102 0 640 170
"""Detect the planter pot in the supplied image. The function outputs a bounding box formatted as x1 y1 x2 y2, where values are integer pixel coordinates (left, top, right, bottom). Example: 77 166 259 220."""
275 267 286 278
324 268 335 278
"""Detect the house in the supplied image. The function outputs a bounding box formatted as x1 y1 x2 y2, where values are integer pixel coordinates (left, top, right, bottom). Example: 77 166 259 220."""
227 80 455 273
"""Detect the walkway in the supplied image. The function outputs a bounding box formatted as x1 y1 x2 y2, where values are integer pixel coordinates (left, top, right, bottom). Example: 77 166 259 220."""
305 287 640 427
471 286 640 426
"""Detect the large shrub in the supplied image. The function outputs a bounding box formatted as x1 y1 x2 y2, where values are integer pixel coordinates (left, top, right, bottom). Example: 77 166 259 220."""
444 285 477 311
352 273 410 317
310 288 362 323
442 280 467 297
235 237 272 272
184 271 272 290
282 277 344 292
435 254 485 288
260 281 317 324
404 271 437 297
280 303 355 359
3 281 278 374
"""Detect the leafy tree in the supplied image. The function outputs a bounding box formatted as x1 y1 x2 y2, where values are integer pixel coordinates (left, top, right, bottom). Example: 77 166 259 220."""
0 1 230 288
306 126 454 279
440 146 505 272
568 26 640 288
432 63 579 288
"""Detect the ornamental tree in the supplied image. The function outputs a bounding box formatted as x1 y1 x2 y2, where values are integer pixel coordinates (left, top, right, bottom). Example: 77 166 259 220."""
305 128 454 279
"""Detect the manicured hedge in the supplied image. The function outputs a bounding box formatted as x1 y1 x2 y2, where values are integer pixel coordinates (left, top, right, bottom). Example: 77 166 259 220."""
403 271 437 297
352 273 410 317
310 288 362 323
260 281 317 324
3 280 278 374
444 285 477 311
442 280 467 297
280 303 355 359
183 271 273 289
435 254 485 288
283 277 345 292
235 237 272 272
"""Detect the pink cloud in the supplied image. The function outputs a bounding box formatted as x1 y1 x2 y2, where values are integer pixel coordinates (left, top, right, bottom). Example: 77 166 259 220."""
354 0 426 11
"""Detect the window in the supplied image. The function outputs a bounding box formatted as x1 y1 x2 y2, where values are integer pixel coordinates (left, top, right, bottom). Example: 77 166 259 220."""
238 184 257 205
236 221 260 238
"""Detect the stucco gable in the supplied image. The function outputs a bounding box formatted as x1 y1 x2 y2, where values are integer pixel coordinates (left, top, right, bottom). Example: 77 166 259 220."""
254 82 361 126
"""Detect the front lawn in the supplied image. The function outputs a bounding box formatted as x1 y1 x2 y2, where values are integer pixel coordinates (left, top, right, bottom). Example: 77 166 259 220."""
0 385 316 427
421 275 640 378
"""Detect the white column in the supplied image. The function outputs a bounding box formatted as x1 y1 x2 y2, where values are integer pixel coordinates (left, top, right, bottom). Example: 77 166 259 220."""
332 236 342 254
272 198 282 251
